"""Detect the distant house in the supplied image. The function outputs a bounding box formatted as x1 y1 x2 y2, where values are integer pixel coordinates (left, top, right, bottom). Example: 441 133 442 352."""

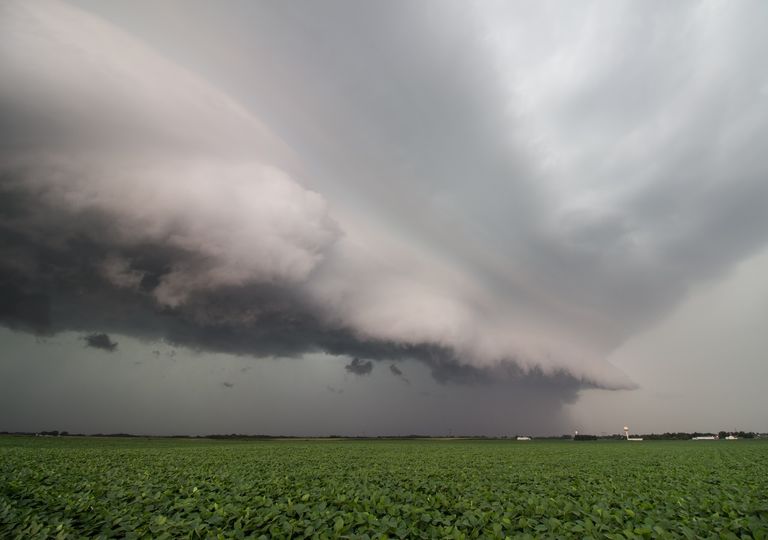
516 436 532 441
725 435 738 440
692 435 717 440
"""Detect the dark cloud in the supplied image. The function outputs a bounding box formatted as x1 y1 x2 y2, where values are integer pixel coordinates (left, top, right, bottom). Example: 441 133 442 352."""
0 278 51 335
83 333 117 352
0 209 554 386
0 180 596 388
345 358 373 376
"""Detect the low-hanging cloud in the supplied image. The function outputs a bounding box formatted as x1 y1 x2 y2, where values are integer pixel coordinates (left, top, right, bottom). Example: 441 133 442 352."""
2 0 767 398
83 333 118 353
345 358 373 377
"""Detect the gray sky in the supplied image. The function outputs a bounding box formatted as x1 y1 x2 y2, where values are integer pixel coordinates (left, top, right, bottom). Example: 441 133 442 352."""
1 0 767 435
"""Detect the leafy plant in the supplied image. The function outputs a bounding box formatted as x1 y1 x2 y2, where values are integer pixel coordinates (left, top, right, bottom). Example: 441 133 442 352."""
1 437 766 538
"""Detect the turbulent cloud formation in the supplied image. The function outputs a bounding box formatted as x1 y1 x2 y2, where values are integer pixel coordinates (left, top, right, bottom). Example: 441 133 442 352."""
83 333 118 353
345 358 373 377
2 0 768 402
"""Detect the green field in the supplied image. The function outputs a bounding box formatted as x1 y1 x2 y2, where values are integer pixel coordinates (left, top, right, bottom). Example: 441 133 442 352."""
1 436 767 539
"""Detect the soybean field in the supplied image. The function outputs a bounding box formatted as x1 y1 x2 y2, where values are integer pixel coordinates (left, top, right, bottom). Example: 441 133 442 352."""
1 436 767 539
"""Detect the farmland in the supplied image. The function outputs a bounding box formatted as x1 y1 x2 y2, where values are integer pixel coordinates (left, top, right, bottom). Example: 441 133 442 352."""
1 437 767 538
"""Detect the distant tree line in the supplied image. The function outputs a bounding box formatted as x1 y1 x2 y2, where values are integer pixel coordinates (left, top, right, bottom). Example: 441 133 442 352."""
0 431 763 439
718 431 756 439
573 434 598 441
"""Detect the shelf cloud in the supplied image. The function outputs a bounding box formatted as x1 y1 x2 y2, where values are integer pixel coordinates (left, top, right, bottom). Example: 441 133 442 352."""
3 0 768 406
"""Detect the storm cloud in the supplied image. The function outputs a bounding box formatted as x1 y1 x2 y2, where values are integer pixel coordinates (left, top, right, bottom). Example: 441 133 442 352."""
345 358 373 377
83 333 118 353
2 0 768 415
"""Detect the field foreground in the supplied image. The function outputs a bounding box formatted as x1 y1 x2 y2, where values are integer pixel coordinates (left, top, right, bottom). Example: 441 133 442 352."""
1 436 767 539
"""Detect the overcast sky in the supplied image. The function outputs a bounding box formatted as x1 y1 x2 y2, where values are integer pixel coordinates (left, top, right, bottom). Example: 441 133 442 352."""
1 0 766 436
